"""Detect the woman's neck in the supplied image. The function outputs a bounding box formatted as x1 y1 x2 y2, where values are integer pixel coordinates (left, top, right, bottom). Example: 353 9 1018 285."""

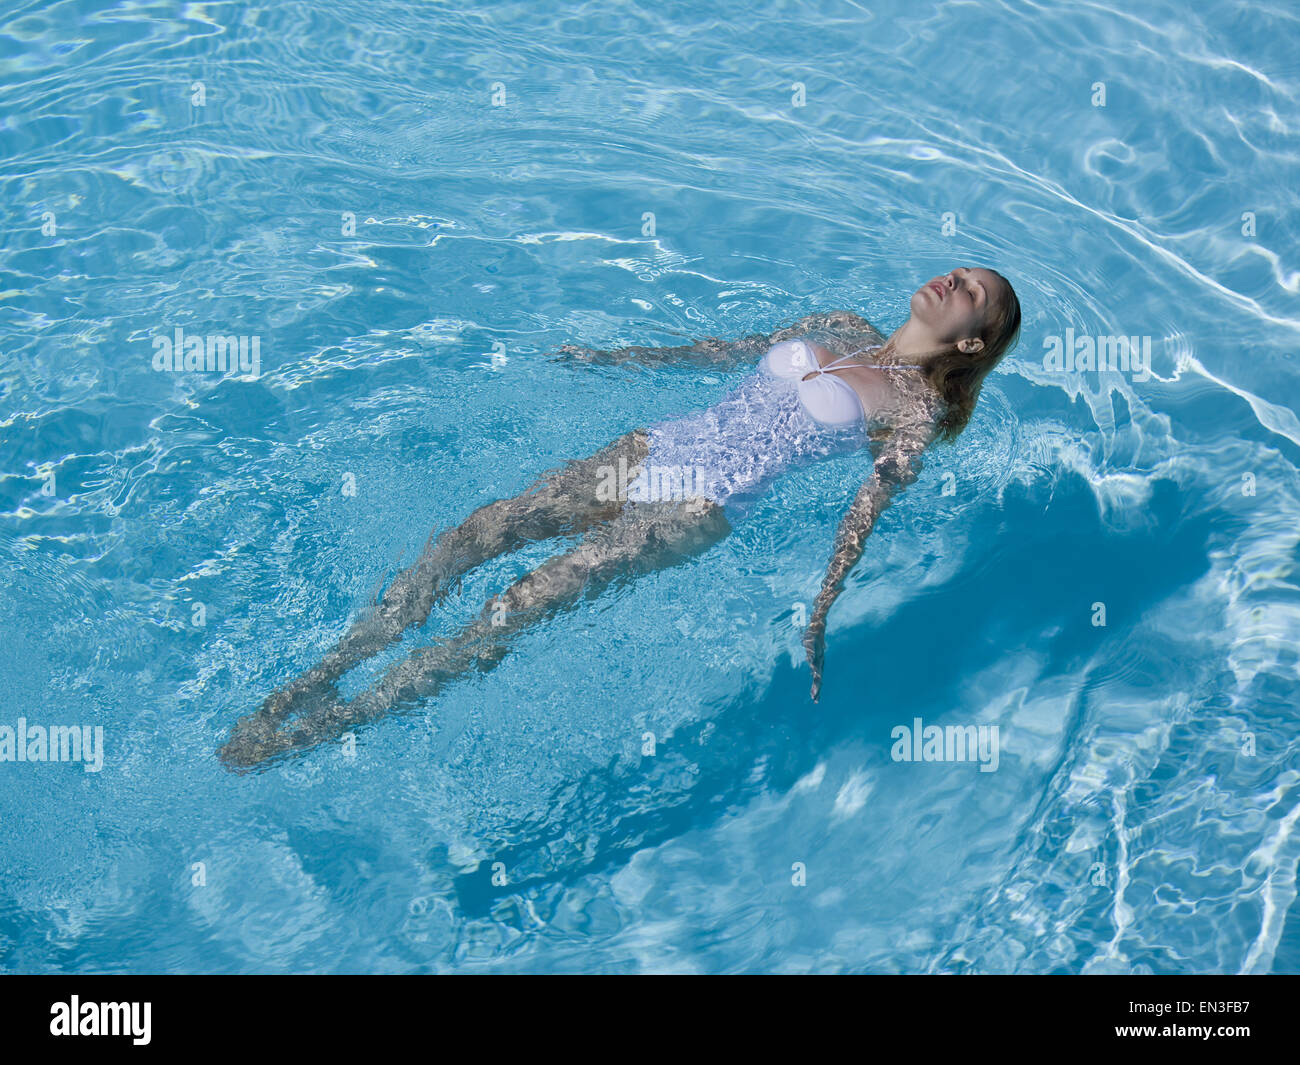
876 319 945 366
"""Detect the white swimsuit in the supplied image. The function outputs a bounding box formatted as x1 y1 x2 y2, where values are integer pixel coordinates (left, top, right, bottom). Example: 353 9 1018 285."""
623 338 924 514
762 338 871 427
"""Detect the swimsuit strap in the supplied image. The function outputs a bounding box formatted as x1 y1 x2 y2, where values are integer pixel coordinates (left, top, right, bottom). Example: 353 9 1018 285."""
816 352 861 374
820 349 925 375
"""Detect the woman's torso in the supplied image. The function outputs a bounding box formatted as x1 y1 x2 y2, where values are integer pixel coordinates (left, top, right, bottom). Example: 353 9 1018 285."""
625 336 935 511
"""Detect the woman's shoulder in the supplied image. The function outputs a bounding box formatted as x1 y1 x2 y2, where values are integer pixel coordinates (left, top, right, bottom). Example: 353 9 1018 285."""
770 309 885 347
820 309 884 339
861 372 945 439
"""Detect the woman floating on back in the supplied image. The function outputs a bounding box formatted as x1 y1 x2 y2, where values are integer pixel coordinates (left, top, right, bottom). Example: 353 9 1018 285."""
220 267 1021 768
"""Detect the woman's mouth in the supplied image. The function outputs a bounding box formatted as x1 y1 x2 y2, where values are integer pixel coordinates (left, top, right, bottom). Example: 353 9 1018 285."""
927 280 945 300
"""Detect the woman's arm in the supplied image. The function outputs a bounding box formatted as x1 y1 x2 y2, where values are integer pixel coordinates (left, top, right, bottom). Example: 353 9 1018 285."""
550 310 883 371
802 419 934 701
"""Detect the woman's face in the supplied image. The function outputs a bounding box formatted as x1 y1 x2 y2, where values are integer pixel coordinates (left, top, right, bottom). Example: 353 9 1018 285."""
910 266 1005 350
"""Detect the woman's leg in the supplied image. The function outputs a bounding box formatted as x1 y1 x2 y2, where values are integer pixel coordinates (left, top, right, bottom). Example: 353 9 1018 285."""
252 430 650 731
220 496 731 768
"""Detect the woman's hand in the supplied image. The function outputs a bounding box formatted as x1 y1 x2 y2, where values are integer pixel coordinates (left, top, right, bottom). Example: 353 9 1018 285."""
802 492 876 703
801 422 933 702
803 608 828 702
550 343 603 364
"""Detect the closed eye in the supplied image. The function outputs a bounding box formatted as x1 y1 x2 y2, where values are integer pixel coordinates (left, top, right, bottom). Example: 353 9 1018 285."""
956 268 985 306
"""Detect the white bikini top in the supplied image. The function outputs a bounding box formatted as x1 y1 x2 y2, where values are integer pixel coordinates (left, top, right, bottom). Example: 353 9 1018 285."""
763 339 922 427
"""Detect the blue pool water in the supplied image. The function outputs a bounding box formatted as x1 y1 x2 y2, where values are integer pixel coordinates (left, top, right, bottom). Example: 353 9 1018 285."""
2 0 1299 974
